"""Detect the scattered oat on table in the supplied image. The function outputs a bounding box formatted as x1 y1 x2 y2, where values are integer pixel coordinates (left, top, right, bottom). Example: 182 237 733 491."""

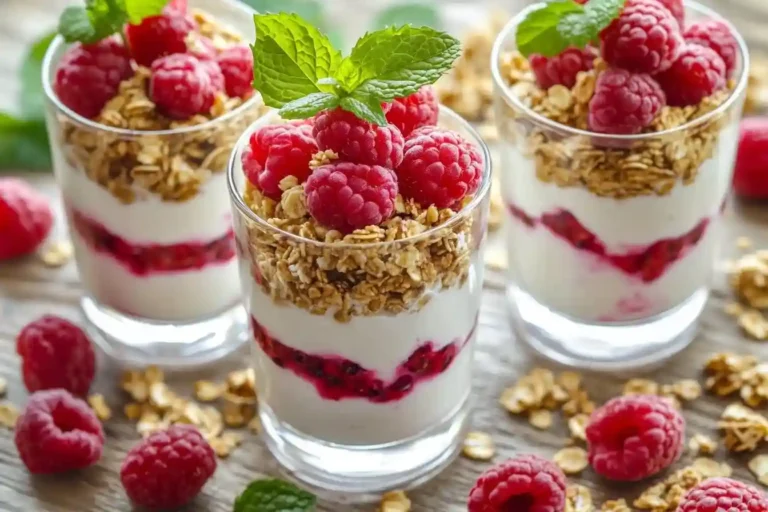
601 499 630 512
565 485 594 512
704 352 768 407
718 402 768 452
568 413 589 442
462 431 495 461
379 490 411 512
87 394 112 421
688 433 717 455
0 403 19 429
554 447 588 475
749 454 768 486
41 240 73 268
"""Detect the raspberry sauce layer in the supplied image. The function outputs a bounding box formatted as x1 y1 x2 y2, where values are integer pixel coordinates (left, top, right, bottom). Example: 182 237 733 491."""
70 208 236 276
251 316 477 403
507 204 710 282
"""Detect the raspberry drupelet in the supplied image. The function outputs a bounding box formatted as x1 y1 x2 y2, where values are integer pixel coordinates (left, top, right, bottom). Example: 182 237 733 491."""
656 44 727 107
384 86 440 136
678 478 768 512
150 54 218 119
530 47 597 89
0 178 54 261
125 8 197 67
588 69 666 135
685 20 739 79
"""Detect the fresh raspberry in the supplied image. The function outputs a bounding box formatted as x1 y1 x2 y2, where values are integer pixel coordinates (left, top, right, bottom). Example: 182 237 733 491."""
166 0 188 12
0 178 54 260
120 425 216 510
530 47 596 89
467 454 567 512
384 86 439 137
53 38 133 118
242 123 317 200
600 0 684 74
187 35 218 61
313 108 405 168
678 478 768 512
656 44 727 107
588 69 665 135
217 45 254 98
734 118 768 199
656 0 685 27
150 54 217 119
126 10 196 67
685 20 739 78
305 162 398 232
586 395 685 481
14 389 104 474
396 128 484 208
16 315 96 396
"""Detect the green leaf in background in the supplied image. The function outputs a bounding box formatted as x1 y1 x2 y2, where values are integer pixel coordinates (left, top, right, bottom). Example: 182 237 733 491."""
233 479 316 512
20 31 56 121
279 92 339 120
242 0 344 50
371 3 441 30
340 94 388 126
0 115 52 171
124 0 169 24
59 0 126 44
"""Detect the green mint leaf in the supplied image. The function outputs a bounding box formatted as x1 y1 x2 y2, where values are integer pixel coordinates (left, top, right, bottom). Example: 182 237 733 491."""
252 13 342 108
58 7 98 43
279 92 339 120
233 479 316 512
0 114 51 171
58 0 127 44
558 0 626 50
340 94 387 126
335 25 460 102
124 0 168 24
20 31 56 120
515 0 585 58
372 3 441 30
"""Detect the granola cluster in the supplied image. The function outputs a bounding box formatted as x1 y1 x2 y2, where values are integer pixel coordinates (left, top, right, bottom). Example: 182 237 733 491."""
726 248 768 339
498 51 737 199
56 10 267 204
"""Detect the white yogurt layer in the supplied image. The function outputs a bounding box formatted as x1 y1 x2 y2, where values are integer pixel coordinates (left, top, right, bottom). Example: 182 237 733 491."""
500 122 738 322
246 267 482 446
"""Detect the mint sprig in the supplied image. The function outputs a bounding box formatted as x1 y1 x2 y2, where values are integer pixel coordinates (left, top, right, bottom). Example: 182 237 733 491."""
251 12 460 125
233 479 316 512
515 0 626 58
58 0 169 44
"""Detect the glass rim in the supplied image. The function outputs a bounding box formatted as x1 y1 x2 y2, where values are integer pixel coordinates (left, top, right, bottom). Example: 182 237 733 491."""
489 0 751 141
40 0 262 138
227 105 493 250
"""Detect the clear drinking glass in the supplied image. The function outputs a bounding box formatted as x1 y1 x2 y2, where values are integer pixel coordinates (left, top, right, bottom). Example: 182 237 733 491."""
42 0 268 367
491 1 748 371
228 107 491 499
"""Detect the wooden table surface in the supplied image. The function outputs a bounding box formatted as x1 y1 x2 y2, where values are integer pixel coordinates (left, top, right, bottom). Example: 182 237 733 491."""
2 1 768 511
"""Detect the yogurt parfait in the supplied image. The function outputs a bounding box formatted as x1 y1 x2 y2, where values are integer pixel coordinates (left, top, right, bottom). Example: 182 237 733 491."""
228 13 490 498
491 0 748 370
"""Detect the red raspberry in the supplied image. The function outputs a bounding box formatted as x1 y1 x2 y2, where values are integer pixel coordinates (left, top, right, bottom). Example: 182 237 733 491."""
305 162 398 232
396 128 484 208
600 0 684 74
588 69 665 134
15 389 104 474
384 86 439 137
53 38 133 118
685 20 739 78
187 35 218 61
313 108 405 168
0 178 53 260
242 123 317 200
166 0 187 12
120 425 216 510
150 54 217 119
656 0 684 27
656 44 727 107
16 315 96 396
734 118 768 199
126 10 196 67
467 454 567 512
530 47 596 89
586 395 685 481
678 478 768 512
217 45 254 98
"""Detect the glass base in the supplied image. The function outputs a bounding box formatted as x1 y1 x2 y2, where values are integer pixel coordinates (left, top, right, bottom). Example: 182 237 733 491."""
81 296 248 367
508 286 706 372
259 396 473 503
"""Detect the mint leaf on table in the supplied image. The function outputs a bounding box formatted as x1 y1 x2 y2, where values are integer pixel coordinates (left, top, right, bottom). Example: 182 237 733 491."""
124 0 169 24
59 0 127 44
0 114 52 171
233 479 316 512
20 31 56 120
372 3 441 30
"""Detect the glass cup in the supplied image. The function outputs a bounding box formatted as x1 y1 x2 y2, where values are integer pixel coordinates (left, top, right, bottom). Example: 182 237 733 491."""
228 107 491 499
491 1 749 371
42 0 268 367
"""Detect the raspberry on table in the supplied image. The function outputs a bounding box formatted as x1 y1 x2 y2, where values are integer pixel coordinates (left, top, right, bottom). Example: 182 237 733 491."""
126 10 197 67
313 108 405 168
217 45 254 98
396 128 484 208
733 117 768 199
16 315 96 396
15 389 104 474
685 20 739 78
305 162 398 232
656 44 727 107
150 54 217 119
120 425 216 510
600 0 684 74
0 178 54 261
53 37 133 119
467 454 567 512
678 477 768 512
242 123 317 200
586 394 685 481
588 69 665 135
384 86 439 137
530 47 596 89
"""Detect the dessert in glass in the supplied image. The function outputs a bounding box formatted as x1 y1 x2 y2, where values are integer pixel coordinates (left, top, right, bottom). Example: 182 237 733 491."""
491 0 748 371
42 0 267 366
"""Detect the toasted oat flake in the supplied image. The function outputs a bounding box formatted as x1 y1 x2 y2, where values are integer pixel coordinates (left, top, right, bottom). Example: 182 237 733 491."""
309 149 339 169
530 409 553 430
688 433 717 455
0 404 20 429
379 490 411 512
725 301 745 316
88 394 112 421
554 447 588 474
739 309 768 340
462 431 495 461
623 378 659 396
691 457 732 478
635 466 704 510
730 250 768 310
601 499 630 512
565 485 594 512
568 413 589 442
719 402 768 452
41 241 74 267
194 380 225 402
749 454 768 486
124 402 144 420
673 379 702 401
210 431 243 458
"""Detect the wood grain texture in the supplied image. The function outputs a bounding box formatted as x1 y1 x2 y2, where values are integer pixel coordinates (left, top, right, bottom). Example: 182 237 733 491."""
1 1 768 511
